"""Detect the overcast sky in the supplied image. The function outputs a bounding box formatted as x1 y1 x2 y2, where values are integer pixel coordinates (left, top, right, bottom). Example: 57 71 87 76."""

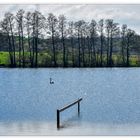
0 4 140 34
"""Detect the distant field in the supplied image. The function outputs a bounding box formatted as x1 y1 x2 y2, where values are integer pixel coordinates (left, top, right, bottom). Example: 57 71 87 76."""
0 51 140 67
0 51 51 67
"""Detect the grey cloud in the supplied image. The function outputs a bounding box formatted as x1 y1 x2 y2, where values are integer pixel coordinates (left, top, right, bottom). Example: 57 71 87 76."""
0 4 140 33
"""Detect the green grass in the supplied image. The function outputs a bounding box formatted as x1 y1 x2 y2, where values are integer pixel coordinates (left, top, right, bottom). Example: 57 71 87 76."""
130 55 139 66
0 52 9 66
0 51 52 67
0 51 140 67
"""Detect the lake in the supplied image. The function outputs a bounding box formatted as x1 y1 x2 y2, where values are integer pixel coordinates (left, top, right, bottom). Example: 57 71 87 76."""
0 68 140 135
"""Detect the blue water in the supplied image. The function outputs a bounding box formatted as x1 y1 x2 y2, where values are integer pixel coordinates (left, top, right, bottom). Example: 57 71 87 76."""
0 68 140 135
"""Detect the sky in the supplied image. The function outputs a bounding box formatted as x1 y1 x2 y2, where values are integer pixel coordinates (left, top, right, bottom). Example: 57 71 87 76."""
0 4 140 34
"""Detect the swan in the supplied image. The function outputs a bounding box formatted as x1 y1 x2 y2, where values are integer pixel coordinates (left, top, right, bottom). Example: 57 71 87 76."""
50 78 54 84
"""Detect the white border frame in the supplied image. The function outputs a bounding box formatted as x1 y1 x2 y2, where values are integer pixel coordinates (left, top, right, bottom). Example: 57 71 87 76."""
0 0 140 4
0 0 140 140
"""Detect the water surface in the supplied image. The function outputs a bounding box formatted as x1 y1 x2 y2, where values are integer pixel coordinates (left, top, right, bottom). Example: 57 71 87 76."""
0 68 140 135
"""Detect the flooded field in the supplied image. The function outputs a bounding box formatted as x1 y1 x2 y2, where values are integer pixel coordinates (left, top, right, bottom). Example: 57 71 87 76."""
0 68 140 135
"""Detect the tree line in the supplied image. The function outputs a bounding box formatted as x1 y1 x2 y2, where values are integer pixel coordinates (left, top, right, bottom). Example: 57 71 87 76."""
0 9 139 68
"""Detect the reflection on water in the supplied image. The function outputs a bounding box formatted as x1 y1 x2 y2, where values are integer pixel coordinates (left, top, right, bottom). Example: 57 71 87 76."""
0 68 140 135
59 114 82 129
1 121 140 135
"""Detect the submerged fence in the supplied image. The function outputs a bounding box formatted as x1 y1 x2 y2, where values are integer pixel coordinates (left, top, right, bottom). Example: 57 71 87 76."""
57 98 82 129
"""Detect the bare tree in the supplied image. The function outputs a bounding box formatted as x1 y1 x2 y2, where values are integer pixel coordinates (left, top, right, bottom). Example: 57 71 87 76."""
80 21 87 67
47 13 58 67
1 17 13 66
121 24 127 66
89 19 97 66
98 19 104 66
74 20 87 67
58 15 67 67
105 19 110 66
126 29 135 66
25 11 33 67
105 19 119 66
32 11 46 67
1 12 16 67
68 21 75 66
16 9 25 67
74 21 81 67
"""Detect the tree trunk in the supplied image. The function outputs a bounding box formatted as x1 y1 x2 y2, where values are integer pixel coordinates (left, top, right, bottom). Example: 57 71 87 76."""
21 24 25 67
87 36 91 66
121 37 125 66
62 31 66 67
10 22 16 67
7 34 14 67
107 32 110 66
71 37 74 67
35 36 38 67
100 33 103 66
109 32 113 66
52 32 56 67
91 37 96 66
18 28 21 67
126 37 130 66
78 31 81 67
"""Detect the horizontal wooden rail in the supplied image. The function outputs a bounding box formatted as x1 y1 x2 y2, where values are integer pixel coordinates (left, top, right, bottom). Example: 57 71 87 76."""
57 98 82 129
59 98 82 112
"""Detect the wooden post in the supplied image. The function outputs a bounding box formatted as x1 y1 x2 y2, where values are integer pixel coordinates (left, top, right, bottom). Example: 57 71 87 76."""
57 98 82 129
78 100 80 116
57 109 60 129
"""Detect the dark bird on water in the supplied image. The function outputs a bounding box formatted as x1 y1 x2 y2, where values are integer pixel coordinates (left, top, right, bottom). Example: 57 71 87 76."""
50 78 54 84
